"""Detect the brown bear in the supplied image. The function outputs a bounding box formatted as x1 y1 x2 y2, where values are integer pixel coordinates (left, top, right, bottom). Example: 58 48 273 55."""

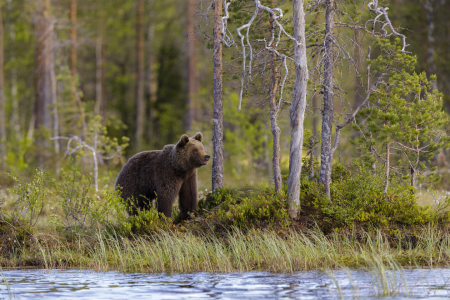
115 132 209 219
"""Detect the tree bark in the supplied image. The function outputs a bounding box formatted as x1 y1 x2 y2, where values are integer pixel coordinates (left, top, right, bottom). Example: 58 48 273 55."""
0 2 5 170
186 0 199 131
269 3 282 192
135 0 145 150
34 0 54 167
318 0 334 199
212 0 224 192
70 0 77 76
287 0 309 218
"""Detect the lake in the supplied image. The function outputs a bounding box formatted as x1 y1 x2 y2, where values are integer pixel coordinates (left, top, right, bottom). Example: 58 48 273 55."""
1 268 450 299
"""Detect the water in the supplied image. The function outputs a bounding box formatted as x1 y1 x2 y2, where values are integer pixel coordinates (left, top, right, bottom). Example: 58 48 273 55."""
1 268 450 299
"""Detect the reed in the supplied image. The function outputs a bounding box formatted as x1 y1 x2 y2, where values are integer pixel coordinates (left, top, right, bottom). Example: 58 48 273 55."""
3 224 450 274
0 266 13 299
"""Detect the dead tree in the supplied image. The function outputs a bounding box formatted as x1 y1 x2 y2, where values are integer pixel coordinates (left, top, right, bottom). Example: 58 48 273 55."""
318 0 335 198
228 0 308 218
212 0 224 192
287 0 309 217
268 1 282 193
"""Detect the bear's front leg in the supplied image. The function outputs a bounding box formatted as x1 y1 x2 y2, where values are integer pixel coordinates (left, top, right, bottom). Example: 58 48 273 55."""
178 173 198 220
155 185 181 218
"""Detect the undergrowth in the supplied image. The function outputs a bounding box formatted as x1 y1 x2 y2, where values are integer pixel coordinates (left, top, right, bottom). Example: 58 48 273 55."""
1 160 450 271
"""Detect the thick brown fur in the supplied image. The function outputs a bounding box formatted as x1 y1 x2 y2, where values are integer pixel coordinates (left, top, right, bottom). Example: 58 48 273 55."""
115 132 209 219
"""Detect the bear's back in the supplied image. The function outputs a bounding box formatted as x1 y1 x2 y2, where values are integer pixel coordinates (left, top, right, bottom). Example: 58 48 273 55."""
115 148 168 189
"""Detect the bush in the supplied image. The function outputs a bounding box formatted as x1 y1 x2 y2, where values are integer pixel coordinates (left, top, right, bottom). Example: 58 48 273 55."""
115 207 174 235
301 162 435 228
198 186 290 228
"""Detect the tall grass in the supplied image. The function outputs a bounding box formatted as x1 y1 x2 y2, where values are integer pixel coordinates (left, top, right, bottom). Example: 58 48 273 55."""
0 266 13 299
3 225 448 273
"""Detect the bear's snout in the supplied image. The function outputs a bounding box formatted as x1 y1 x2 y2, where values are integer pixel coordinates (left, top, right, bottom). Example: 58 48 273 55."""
205 155 210 161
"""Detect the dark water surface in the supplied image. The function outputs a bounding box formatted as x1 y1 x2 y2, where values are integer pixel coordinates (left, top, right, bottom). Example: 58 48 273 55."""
1 268 450 299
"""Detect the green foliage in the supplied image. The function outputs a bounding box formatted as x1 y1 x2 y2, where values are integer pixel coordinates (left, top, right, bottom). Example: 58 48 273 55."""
115 207 173 236
50 165 96 232
7 169 49 228
223 92 270 179
355 39 450 189
301 161 435 228
199 187 290 228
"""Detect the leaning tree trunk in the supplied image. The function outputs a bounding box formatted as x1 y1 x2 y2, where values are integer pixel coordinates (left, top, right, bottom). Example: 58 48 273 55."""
212 0 224 193
186 0 199 131
0 1 5 170
287 0 309 218
135 0 145 150
269 1 282 192
318 0 335 199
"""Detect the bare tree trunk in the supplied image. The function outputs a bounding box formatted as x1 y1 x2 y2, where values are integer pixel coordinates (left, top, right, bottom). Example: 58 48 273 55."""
318 0 334 199
384 143 390 193
287 0 309 218
269 2 282 192
212 0 224 192
94 31 104 116
135 0 145 150
147 0 157 141
0 2 5 170
70 0 77 76
186 0 199 131
34 0 54 167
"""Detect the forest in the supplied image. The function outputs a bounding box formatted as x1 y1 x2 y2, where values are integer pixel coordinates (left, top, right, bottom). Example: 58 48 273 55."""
1 0 450 273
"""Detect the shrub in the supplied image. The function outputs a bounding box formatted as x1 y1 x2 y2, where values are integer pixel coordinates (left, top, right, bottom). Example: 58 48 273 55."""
301 162 435 228
199 186 290 228
115 207 174 235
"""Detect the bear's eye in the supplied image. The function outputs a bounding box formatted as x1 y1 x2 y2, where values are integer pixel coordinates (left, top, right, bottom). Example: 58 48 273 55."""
193 149 198 153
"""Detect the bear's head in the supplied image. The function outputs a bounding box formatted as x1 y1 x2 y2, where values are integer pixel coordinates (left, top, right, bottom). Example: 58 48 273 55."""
174 132 210 170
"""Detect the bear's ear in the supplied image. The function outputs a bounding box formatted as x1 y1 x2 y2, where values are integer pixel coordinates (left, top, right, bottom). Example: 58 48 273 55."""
193 132 203 142
177 134 190 148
